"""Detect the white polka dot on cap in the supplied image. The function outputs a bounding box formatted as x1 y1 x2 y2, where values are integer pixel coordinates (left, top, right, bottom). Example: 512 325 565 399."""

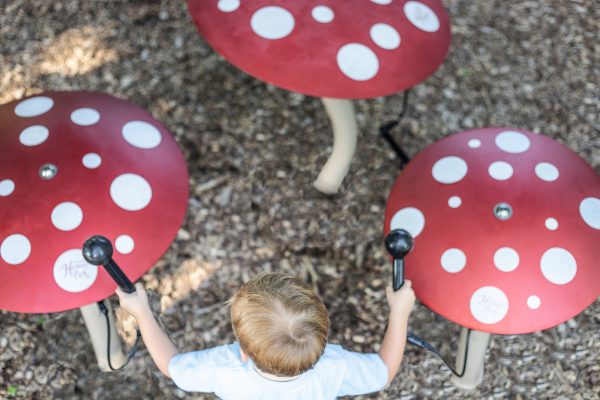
579 197 600 230
488 161 513 181
1 234 31 265
390 207 426 238
251 6 295 40
53 249 98 292
71 108 100 126
0 179 15 196
470 286 509 324
440 248 466 273
493 247 519 272
122 121 162 149
82 153 102 169
51 202 83 231
535 162 559 182
527 295 541 309
495 131 531 153
370 23 401 50
115 235 135 254
448 195 462 208
432 156 468 184
468 139 481 148
336 43 379 81
217 0 240 12
404 1 440 32
110 173 153 211
545 217 558 230
540 247 577 285
312 5 334 23
14 96 54 117
19 125 49 146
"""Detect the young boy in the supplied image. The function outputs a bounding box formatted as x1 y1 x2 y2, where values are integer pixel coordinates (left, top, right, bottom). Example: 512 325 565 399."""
116 272 415 399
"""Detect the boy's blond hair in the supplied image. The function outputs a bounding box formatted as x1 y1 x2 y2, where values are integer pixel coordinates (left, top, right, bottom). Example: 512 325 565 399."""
230 272 329 377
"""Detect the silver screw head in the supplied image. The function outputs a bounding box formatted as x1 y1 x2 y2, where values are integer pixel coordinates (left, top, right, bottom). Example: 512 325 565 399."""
39 163 58 180
494 202 513 220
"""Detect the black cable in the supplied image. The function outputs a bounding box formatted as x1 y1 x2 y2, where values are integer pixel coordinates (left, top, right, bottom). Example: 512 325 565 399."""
406 328 471 377
98 301 141 371
379 89 412 167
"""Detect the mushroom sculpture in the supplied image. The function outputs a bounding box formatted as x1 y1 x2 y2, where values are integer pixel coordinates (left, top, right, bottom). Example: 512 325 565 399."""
0 92 188 371
384 127 600 388
187 0 451 193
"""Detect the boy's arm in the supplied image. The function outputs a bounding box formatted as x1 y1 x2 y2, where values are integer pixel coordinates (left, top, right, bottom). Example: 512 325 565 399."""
116 284 178 377
378 281 415 386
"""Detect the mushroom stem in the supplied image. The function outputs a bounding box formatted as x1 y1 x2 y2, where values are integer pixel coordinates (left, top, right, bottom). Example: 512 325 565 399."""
313 98 358 194
80 300 126 372
451 328 491 389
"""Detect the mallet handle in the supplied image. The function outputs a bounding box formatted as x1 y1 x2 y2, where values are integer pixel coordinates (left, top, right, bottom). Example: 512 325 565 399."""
393 259 405 291
103 259 136 293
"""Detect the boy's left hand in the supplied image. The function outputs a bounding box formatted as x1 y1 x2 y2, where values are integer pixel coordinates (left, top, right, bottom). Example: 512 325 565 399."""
115 282 151 320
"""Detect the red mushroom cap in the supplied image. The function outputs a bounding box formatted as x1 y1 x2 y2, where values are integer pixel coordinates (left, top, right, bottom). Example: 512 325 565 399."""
384 127 600 334
0 92 188 313
187 0 451 99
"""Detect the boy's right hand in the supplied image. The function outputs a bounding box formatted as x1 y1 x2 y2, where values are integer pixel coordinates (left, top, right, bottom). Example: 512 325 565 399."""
115 282 151 320
385 280 416 317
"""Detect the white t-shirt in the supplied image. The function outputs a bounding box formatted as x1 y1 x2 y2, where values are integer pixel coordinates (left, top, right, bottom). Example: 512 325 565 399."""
168 342 388 400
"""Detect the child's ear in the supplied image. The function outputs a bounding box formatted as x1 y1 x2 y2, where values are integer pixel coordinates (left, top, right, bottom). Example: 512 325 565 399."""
240 348 249 362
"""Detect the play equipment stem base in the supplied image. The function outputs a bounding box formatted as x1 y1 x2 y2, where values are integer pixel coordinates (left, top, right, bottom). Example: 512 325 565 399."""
451 328 491 389
80 300 126 372
313 98 358 194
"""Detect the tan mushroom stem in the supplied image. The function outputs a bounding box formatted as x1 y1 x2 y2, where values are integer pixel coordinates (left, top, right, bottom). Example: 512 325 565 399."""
451 328 491 389
313 98 358 194
80 300 125 372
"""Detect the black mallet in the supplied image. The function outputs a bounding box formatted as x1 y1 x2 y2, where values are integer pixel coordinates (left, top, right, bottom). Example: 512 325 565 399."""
384 229 414 291
82 235 136 293
385 231 470 370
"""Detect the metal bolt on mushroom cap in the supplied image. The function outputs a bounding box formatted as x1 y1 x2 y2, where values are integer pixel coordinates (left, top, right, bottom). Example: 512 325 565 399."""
384 127 600 334
187 0 451 98
0 92 189 313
